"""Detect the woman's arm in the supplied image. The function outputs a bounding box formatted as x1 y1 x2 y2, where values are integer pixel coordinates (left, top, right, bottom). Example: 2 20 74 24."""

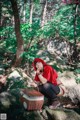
36 69 47 84
37 74 47 84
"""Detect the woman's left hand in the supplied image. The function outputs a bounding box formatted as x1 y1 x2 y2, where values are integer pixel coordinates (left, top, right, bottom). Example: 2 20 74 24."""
36 69 41 75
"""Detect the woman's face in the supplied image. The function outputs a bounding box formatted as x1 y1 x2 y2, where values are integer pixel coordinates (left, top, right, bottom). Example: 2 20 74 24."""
36 62 43 71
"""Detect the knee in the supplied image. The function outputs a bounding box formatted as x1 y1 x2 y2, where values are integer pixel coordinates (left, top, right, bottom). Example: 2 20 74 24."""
43 82 50 89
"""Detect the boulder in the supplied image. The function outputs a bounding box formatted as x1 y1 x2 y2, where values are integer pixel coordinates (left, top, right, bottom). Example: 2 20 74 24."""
0 92 16 109
8 70 22 79
46 107 80 120
58 71 80 104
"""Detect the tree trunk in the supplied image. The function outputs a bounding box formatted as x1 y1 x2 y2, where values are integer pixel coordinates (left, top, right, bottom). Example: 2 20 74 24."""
41 0 47 28
69 4 79 64
0 1 2 40
23 0 27 23
10 0 24 67
0 1 2 26
72 4 78 62
30 0 34 24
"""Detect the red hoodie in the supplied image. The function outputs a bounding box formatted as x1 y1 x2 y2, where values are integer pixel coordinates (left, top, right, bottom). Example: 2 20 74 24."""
32 58 58 85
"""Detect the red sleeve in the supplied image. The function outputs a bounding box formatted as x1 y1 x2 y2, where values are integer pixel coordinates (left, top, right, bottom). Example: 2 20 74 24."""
43 66 58 84
34 74 40 81
43 67 51 81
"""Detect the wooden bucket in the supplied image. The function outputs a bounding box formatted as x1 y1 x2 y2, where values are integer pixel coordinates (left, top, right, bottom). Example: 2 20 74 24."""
20 89 44 110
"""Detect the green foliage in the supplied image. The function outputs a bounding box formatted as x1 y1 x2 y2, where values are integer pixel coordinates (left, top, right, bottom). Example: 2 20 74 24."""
7 78 25 90
43 5 80 43
21 44 39 63
74 68 80 74
74 68 80 83
1 0 80 70
3 70 27 92
76 77 80 83
21 21 40 43
0 26 17 53
0 19 42 66
52 64 62 72
4 76 26 93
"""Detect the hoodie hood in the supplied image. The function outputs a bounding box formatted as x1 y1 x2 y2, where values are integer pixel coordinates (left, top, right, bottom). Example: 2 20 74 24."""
32 58 47 70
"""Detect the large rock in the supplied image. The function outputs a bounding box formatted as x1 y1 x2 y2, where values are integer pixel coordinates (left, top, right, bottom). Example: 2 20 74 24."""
25 111 44 120
58 71 80 103
8 70 22 79
46 107 80 120
47 39 70 64
0 92 16 109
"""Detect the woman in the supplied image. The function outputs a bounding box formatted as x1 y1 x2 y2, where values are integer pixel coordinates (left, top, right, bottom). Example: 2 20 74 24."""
32 58 63 109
